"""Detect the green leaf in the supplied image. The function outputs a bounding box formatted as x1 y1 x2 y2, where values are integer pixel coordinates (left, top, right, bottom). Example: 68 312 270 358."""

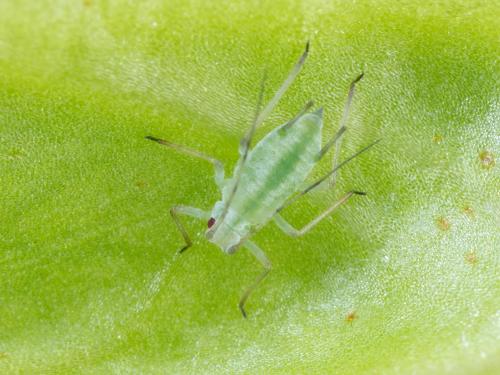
1 0 498 373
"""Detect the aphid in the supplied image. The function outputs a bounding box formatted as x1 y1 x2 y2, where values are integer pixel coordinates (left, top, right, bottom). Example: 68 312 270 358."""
146 42 378 317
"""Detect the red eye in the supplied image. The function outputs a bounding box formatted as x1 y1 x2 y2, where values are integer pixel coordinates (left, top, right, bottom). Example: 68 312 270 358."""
207 217 216 228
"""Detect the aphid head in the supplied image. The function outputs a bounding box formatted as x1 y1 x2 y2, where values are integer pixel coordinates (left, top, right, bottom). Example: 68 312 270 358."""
207 217 216 228
205 201 241 254
206 201 224 236
206 221 241 254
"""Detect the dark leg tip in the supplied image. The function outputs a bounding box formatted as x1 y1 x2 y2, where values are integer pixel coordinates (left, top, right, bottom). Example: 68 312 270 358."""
352 72 364 85
353 191 367 196
239 304 248 319
178 245 189 254
145 135 159 142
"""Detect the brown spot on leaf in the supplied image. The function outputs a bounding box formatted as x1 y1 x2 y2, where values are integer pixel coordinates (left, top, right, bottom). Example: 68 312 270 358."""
432 134 443 144
7 148 24 159
463 206 474 218
346 311 357 323
479 150 495 169
436 217 450 231
135 180 148 189
464 250 478 265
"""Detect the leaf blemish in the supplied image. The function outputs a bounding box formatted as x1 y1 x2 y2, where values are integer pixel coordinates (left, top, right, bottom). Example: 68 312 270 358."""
432 134 443 144
479 150 495 169
436 217 451 231
464 250 478 265
346 311 357 323
7 148 24 159
463 206 474 218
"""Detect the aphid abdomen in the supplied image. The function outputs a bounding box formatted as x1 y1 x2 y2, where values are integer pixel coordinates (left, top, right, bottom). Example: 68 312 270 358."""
230 111 323 229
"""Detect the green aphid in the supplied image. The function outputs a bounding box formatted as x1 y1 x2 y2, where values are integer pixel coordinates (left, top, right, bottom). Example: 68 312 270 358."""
146 42 378 317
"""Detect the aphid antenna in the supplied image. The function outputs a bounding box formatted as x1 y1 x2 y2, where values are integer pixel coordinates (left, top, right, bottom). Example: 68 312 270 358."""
206 73 267 238
207 41 310 237
253 41 310 129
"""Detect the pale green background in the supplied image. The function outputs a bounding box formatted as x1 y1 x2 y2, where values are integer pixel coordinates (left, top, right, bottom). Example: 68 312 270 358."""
0 0 499 373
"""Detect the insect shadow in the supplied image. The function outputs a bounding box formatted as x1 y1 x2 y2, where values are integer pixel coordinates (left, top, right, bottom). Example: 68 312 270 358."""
146 42 379 318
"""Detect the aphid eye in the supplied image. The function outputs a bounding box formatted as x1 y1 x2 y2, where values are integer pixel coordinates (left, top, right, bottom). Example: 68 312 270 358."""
207 217 216 228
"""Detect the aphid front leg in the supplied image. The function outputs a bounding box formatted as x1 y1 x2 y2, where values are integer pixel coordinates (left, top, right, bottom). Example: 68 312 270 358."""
273 191 366 237
239 240 272 318
145 136 225 189
170 205 210 253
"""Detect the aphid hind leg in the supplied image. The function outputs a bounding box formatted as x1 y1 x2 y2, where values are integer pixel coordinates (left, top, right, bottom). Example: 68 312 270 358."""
328 73 364 188
145 136 225 189
170 205 210 253
279 139 380 211
273 191 366 237
315 73 364 191
239 240 272 318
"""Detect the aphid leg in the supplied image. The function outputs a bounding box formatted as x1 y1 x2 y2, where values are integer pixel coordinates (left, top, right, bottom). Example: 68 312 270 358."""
317 124 347 160
239 240 272 318
279 139 380 211
317 73 364 190
273 191 366 237
329 73 364 188
240 41 310 157
170 205 211 253
145 136 225 189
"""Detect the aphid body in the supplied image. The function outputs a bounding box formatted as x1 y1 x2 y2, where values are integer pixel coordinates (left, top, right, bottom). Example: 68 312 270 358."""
208 110 323 253
146 42 377 317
